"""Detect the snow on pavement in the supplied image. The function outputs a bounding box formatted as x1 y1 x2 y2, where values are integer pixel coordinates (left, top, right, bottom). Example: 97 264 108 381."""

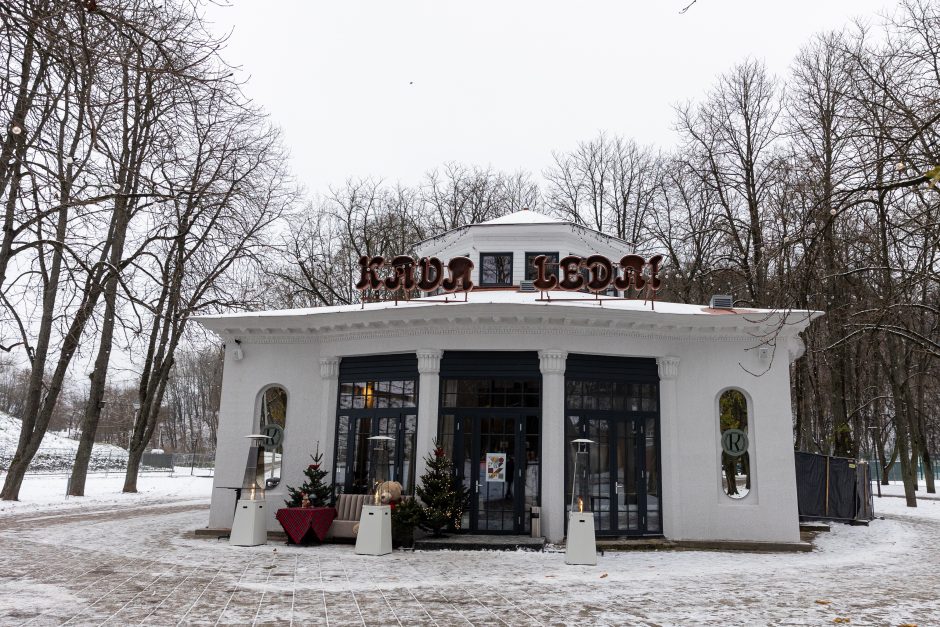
0 476 938 625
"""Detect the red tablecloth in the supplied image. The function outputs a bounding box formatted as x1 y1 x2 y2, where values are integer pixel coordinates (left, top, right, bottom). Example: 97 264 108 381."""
275 507 337 544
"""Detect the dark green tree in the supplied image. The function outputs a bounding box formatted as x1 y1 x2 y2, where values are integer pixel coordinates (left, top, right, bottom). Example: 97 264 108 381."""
416 441 468 537
285 452 332 507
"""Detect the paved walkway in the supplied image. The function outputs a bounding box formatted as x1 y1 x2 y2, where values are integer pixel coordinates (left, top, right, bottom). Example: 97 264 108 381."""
1 499 938 625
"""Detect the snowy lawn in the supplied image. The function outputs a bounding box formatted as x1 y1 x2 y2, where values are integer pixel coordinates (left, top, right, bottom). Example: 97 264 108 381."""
0 413 130 473
0 468 212 519
0 477 938 626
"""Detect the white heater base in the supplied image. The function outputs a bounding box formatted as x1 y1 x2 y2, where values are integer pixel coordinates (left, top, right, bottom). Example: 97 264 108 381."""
565 511 597 565
230 499 268 546
355 504 392 556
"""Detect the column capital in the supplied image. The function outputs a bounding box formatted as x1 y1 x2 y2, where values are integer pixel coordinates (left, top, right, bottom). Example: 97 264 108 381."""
538 349 568 375
319 357 339 380
416 349 443 374
657 355 680 380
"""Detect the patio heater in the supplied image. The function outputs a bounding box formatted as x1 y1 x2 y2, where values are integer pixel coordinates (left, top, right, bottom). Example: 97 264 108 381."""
566 438 597 565
355 435 394 556
230 434 269 546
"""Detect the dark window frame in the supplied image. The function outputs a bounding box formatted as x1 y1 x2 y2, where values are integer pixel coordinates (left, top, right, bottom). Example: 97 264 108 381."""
524 251 559 281
333 368 419 498
479 252 514 287
563 373 663 538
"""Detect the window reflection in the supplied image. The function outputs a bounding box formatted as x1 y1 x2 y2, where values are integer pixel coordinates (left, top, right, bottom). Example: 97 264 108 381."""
480 253 513 286
259 386 287 485
719 389 750 499
442 378 540 408
524 252 558 281
334 378 419 496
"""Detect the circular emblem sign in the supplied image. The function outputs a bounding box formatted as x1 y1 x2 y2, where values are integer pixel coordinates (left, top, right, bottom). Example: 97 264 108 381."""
721 429 748 457
261 423 284 448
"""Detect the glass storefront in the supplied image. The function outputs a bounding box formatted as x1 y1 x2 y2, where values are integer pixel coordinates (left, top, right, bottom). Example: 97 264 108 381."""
333 357 420 496
439 352 541 535
564 357 662 536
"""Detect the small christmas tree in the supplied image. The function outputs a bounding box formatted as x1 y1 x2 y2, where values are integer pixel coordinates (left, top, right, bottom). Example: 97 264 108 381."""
285 451 332 508
416 441 468 537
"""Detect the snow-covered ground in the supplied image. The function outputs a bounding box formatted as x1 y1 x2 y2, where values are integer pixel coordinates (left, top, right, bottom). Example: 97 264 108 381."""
0 413 129 473
0 475 938 625
0 467 213 519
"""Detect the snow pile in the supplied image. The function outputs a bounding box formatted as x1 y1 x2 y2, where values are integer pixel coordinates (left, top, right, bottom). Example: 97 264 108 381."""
0 412 128 473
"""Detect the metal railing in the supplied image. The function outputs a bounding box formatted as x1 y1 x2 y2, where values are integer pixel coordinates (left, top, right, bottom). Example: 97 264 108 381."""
867 456 940 483
0 447 215 477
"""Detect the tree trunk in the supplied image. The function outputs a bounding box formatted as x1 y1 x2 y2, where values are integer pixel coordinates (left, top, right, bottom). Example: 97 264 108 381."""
923 449 936 495
69 198 128 496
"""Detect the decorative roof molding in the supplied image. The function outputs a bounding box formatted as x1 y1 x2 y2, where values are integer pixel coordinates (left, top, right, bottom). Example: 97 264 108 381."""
221 324 767 346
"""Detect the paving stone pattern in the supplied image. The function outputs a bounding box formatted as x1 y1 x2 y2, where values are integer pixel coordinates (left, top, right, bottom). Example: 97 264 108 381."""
0 502 937 625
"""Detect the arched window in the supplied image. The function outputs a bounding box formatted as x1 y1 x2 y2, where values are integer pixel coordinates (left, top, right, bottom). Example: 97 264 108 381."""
259 386 287 486
719 389 750 499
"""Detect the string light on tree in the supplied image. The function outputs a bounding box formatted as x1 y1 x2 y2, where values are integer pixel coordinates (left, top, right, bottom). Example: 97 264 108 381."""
415 440 468 537
284 449 332 508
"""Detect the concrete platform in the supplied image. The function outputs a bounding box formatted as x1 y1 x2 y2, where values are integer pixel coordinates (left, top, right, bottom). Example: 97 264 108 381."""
597 537 812 553
415 534 546 551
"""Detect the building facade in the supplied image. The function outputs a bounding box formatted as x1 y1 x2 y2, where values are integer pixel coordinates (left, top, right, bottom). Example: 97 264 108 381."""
198 211 819 545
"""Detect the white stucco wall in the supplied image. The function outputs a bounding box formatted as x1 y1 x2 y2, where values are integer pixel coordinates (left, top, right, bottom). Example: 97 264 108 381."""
208 342 322 529
414 221 632 287
201 299 813 545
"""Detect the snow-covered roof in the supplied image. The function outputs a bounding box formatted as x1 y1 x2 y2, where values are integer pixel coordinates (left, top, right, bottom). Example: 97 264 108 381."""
196 289 821 336
413 210 631 254
478 210 563 225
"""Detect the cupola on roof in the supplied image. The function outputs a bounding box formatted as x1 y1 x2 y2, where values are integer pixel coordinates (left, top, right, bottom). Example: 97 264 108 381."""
478 209 564 225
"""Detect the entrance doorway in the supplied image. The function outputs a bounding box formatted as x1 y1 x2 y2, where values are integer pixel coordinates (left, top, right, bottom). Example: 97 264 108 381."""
564 354 662 537
445 412 540 534
438 351 542 535
566 414 661 535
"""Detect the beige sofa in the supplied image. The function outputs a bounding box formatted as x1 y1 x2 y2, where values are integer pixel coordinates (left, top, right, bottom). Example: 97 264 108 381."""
325 493 369 540
325 493 416 540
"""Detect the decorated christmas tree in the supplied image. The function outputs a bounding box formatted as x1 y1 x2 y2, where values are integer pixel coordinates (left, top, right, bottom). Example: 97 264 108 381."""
285 451 332 508
416 441 468 537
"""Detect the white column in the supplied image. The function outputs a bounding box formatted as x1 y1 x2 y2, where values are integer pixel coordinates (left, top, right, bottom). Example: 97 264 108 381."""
657 355 680 540
539 349 567 543
317 357 340 473
416 349 443 478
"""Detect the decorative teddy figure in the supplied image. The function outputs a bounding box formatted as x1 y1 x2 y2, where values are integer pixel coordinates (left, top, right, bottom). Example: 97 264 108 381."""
376 480 403 510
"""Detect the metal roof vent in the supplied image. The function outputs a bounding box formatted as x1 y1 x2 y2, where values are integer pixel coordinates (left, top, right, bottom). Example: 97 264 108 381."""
710 294 734 309
519 280 536 292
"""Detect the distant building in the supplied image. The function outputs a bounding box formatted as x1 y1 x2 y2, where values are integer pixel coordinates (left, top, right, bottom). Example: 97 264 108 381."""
197 210 819 545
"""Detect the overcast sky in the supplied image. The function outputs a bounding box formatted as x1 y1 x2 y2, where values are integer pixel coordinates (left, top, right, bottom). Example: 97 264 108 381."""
205 0 893 196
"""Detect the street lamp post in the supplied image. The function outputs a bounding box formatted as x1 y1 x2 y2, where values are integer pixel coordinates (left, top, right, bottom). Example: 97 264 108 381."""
868 426 881 498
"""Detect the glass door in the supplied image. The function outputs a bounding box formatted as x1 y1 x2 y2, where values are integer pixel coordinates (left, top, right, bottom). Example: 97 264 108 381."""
566 414 661 536
451 412 537 534
334 411 418 495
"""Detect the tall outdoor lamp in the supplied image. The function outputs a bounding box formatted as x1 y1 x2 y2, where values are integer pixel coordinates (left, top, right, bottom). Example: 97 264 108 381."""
355 435 394 556
867 426 882 498
566 438 597 565
230 434 269 546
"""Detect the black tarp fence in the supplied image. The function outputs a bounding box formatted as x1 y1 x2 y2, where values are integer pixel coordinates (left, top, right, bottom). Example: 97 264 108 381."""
795 451 875 523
